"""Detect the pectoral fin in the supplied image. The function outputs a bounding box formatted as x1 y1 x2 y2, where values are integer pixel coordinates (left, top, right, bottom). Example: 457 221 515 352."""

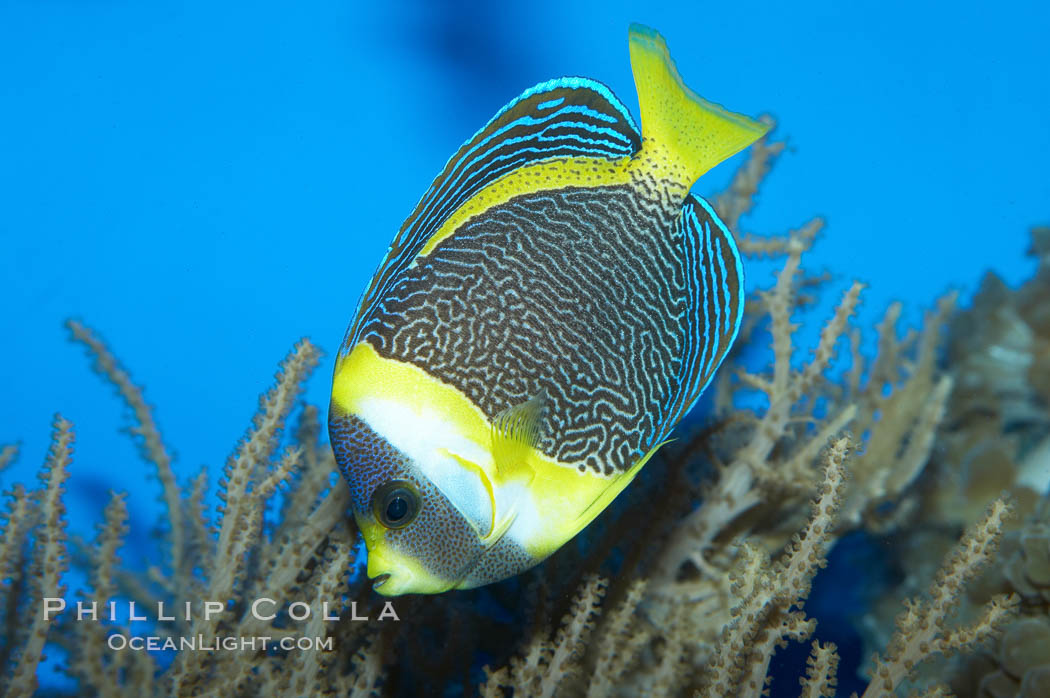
490 392 546 482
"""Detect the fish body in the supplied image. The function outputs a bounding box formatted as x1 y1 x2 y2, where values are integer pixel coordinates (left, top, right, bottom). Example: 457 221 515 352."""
329 25 767 595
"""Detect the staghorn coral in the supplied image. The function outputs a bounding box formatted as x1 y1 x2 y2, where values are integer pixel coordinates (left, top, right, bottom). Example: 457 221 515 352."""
0 131 1032 697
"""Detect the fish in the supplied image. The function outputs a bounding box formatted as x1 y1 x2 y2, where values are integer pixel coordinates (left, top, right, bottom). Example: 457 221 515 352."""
328 24 767 595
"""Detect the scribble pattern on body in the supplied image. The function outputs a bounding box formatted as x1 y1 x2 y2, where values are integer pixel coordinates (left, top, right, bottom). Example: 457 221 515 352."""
329 24 767 595
358 186 740 474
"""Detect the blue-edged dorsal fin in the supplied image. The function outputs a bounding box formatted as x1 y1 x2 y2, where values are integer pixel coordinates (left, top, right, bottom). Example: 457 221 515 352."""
660 195 745 434
491 391 546 482
405 78 641 250
341 80 640 354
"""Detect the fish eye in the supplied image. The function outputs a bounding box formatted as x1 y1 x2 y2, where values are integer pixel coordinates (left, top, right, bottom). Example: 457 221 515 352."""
371 480 420 529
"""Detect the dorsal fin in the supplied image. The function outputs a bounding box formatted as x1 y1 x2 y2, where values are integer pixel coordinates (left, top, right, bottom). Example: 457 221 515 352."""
659 195 744 436
341 80 640 353
407 78 641 249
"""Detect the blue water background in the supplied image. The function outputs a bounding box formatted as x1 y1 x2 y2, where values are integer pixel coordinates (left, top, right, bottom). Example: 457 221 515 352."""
2 0 1048 693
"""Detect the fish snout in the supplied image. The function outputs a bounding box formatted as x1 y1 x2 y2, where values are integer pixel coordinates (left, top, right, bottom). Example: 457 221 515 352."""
366 550 403 595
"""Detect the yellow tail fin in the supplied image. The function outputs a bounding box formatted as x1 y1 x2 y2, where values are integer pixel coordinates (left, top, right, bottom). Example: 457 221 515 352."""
629 24 768 184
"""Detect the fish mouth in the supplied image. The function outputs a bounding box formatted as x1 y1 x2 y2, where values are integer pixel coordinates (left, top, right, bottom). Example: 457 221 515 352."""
371 573 392 591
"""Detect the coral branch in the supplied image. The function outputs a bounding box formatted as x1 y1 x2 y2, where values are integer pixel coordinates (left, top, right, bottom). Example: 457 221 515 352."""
700 437 850 697
67 320 187 593
212 339 320 600
5 417 73 698
68 491 137 696
800 641 839 698
585 580 650 698
863 499 1020 696
0 443 18 473
484 575 608 698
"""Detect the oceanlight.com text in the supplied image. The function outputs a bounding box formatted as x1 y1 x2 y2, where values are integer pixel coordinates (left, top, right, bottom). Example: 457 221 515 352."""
107 634 334 652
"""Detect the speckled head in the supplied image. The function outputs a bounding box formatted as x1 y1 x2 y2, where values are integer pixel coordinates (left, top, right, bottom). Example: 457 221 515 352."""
328 406 535 595
328 408 475 594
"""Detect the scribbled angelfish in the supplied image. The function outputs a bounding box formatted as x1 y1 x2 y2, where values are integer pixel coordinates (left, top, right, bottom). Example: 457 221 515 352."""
329 25 767 595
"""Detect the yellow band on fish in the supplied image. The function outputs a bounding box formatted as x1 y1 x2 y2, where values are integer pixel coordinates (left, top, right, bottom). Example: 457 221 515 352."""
333 342 644 560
